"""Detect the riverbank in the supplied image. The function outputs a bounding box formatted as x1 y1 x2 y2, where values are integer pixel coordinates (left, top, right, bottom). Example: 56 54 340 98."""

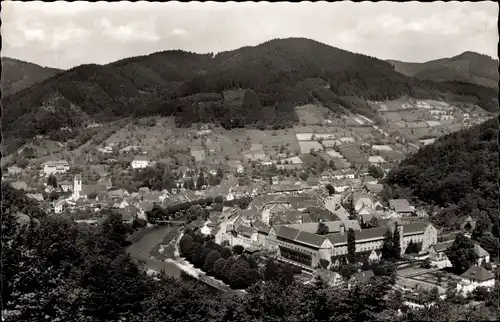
126 225 182 277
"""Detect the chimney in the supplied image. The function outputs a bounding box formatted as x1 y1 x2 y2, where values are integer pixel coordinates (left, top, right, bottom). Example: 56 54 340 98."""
340 223 345 235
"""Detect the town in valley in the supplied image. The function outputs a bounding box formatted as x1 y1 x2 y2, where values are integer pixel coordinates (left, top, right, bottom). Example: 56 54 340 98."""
2 1 499 321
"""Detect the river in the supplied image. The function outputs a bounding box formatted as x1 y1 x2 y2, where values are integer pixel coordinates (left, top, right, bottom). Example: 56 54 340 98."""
126 225 182 277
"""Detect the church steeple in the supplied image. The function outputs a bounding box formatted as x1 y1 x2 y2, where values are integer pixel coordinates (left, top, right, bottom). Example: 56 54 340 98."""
73 174 82 200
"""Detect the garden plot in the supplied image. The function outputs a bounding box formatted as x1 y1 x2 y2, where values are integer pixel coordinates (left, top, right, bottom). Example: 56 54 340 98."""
322 140 342 148
338 137 356 144
426 121 441 127
333 158 351 169
298 141 323 154
296 133 315 141
419 138 437 146
326 150 344 158
190 149 206 162
368 156 386 164
415 100 433 109
372 145 393 151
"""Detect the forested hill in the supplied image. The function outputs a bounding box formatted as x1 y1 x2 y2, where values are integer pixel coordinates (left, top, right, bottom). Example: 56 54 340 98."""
1 57 63 97
2 38 498 152
382 117 499 230
387 51 499 88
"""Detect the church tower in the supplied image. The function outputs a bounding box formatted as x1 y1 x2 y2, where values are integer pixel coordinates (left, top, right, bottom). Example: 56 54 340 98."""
73 174 82 200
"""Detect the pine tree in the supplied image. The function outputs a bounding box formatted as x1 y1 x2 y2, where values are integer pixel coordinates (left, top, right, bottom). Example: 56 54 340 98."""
196 170 206 190
381 230 394 260
47 175 58 188
347 228 356 264
392 223 401 259
316 221 329 235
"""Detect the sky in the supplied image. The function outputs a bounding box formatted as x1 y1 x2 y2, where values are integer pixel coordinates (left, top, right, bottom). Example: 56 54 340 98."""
1 1 498 70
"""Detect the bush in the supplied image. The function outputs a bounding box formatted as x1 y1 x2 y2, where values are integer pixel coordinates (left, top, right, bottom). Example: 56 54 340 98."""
132 218 147 229
232 245 245 255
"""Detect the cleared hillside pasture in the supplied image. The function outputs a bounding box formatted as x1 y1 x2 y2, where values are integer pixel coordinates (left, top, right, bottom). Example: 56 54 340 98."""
294 104 333 125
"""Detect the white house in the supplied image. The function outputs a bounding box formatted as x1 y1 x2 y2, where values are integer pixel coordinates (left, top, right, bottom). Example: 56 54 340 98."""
54 198 74 214
7 166 23 176
474 244 490 266
59 180 73 192
314 270 344 287
429 240 454 269
131 156 149 169
43 160 70 176
457 265 496 296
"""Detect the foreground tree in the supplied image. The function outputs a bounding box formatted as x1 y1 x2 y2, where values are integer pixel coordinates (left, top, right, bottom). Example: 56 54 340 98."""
47 174 58 188
325 184 336 195
316 221 329 235
347 228 356 264
445 233 479 274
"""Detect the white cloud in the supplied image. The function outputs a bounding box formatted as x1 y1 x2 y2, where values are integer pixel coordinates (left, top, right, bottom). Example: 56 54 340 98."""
51 26 88 49
101 19 161 42
171 28 188 36
23 28 45 41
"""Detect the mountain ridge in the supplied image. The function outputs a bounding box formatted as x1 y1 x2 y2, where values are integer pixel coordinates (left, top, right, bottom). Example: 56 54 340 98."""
1 57 64 97
386 51 499 88
2 38 498 154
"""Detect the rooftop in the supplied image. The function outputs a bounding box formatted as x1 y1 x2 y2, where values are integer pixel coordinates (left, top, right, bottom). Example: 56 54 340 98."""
431 240 454 253
283 220 361 234
351 270 375 283
461 265 495 282
389 199 413 213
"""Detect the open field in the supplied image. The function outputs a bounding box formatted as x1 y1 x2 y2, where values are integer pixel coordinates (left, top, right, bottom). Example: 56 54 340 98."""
295 104 332 125
298 141 324 154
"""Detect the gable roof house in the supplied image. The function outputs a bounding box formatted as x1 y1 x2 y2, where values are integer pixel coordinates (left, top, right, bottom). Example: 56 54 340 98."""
348 270 375 288
108 189 129 200
353 192 375 212
457 265 496 296
389 199 415 215
314 269 344 287
474 244 490 265
461 216 477 234
429 240 454 268
363 183 384 195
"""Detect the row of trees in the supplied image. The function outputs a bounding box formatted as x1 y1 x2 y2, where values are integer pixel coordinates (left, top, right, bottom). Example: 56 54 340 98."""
146 196 253 224
179 230 300 289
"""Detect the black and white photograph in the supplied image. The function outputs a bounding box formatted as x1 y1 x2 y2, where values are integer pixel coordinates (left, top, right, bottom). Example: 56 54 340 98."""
1 1 499 321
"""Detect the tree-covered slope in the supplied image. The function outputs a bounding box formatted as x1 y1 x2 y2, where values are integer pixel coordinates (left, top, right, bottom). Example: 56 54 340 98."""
383 117 499 230
387 51 499 88
2 38 498 153
1 57 63 97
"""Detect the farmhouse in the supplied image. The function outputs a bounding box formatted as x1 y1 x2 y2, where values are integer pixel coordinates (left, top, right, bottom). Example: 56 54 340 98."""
428 240 454 268
389 199 415 215
131 156 149 169
43 160 70 176
59 180 73 192
314 270 344 287
348 270 375 289
7 166 23 176
457 265 496 296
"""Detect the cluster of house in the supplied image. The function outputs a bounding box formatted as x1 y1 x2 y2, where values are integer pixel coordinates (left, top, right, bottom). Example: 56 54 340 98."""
191 188 438 270
186 184 496 300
